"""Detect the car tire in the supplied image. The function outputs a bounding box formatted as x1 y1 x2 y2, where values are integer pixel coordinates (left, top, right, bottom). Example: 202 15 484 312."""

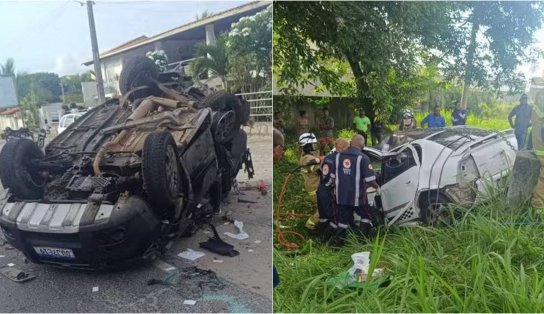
119 57 159 101
200 90 249 127
142 132 181 219
0 139 45 199
420 193 453 226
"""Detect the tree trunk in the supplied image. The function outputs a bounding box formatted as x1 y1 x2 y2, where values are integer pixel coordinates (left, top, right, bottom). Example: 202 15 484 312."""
345 55 374 119
461 18 479 110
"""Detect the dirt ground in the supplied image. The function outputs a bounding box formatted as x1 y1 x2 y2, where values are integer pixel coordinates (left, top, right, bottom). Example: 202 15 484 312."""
0 132 273 313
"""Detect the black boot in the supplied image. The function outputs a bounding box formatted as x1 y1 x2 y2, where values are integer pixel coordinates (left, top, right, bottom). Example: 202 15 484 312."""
319 222 336 243
328 227 348 247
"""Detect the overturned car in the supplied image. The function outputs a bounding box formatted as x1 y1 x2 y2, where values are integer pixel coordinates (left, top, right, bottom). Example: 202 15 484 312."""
364 127 517 226
0 57 253 269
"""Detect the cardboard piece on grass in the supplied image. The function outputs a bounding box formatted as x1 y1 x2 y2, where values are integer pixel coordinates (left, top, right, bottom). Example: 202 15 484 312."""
183 300 197 305
224 220 249 240
177 249 205 261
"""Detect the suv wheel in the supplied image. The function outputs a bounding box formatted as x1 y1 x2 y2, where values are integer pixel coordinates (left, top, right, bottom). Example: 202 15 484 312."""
0 139 45 199
142 132 181 219
420 193 453 226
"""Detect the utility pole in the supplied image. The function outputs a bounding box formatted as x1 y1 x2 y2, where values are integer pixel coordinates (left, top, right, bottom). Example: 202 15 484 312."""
85 0 105 104
60 82 66 104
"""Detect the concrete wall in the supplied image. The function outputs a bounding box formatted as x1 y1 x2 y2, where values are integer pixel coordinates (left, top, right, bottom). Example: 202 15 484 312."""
0 112 24 130
274 96 357 134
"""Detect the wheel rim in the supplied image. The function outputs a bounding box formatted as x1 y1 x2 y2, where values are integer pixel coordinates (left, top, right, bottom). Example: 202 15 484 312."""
427 203 451 226
215 111 236 143
165 145 179 196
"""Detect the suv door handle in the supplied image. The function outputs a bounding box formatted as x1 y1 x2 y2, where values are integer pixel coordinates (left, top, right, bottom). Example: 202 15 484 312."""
405 181 411 184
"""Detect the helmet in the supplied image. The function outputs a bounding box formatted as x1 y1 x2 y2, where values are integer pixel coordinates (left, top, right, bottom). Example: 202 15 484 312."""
402 110 414 119
298 132 318 147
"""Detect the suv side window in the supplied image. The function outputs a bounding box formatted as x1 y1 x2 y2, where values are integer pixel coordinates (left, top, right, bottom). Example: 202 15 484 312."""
382 147 417 184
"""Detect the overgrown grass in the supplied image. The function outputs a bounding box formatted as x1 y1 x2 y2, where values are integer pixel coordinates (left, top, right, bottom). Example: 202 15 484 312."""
273 133 544 313
415 109 510 131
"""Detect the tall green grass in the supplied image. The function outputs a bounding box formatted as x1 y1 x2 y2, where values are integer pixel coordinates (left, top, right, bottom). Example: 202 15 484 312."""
274 131 544 312
274 166 544 312
415 109 510 131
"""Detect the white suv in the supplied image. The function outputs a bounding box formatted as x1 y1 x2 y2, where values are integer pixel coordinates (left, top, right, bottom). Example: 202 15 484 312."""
365 127 517 226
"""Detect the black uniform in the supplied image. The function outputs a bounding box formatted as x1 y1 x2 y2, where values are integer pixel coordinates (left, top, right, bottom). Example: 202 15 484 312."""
317 151 337 223
334 147 376 228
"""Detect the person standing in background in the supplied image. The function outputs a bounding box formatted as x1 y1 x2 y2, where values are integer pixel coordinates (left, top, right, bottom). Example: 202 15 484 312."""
353 108 371 144
451 101 468 126
530 91 544 210
421 106 446 128
399 110 417 130
509 94 532 150
319 107 335 154
370 110 384 146
296 110 310 135
273 110 286 135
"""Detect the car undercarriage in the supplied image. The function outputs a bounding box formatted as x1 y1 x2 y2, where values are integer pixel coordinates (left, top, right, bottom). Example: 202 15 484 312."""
0 57 253 269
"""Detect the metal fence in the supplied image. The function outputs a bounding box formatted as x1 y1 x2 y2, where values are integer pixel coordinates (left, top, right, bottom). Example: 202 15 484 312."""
235 90 272 122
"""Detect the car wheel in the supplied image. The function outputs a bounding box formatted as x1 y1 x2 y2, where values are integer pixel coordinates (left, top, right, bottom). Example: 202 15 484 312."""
0 139 45 199
212 111 237 144
142 132 181 219
420 193 453 226
119 57 159 101
200 90 249 127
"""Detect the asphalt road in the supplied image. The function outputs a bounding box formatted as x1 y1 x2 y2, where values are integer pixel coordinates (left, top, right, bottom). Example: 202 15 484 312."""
0 134 273 313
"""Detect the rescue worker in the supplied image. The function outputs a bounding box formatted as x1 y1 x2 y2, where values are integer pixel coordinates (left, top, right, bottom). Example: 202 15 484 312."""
530 91 544 209
421 106 446 128
296 110 311 135
298 132 322 230
451 101 468 126
330 134 380 246
353 108 371 144
315 138 349 241
399 110 417 130
319 107 335 154
509 94 532 150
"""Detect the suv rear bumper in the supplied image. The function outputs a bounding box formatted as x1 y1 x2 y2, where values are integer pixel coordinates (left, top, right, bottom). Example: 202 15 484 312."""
0 194 162 269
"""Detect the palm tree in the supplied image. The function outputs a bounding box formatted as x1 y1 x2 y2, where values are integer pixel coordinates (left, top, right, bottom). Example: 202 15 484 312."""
189 36 230 90
1 58 15 76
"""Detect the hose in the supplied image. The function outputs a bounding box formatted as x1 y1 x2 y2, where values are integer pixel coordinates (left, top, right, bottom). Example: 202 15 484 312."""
275 172 306 249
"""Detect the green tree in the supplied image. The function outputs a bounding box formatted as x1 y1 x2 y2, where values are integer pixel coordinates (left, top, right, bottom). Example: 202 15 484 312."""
0 58 15 76
274 1 456 115
16 72 61 103
19 93 40 130
227 4 272 92
439 2 544 108
189 35 231 90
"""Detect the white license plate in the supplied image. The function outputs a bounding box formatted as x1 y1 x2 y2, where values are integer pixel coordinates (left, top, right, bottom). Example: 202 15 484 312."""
34 247 75 260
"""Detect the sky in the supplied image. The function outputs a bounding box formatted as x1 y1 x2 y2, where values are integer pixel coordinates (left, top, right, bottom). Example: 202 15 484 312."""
0 0 251 76
0 0 543 84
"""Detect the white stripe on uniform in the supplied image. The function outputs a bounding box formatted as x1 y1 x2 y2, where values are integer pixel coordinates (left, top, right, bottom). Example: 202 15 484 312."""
355 155 362 207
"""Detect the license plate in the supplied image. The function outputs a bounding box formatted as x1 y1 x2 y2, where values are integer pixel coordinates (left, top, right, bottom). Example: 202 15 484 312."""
33 246 75 260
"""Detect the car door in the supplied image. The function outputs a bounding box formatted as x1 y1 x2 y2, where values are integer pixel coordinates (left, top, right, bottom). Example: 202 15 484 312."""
379 145 420 225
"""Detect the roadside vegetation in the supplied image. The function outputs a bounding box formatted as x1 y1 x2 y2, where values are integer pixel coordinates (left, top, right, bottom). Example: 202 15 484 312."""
273 129 544 312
